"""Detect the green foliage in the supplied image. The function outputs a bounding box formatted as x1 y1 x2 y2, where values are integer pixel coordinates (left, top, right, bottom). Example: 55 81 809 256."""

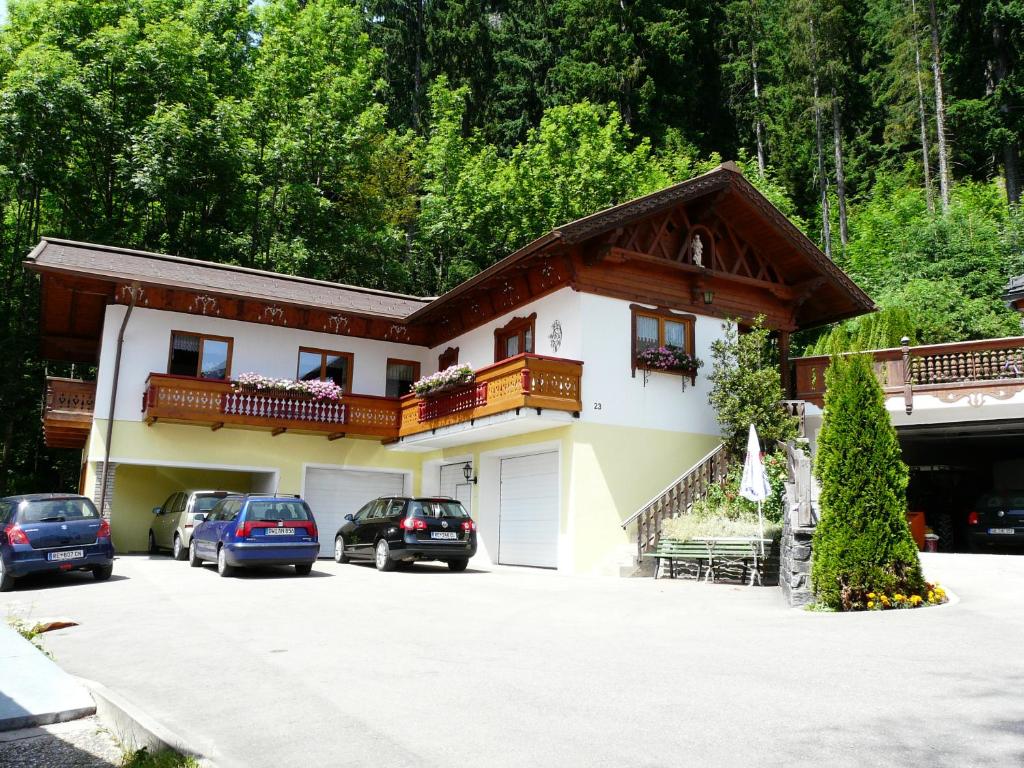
811 354 924 610
120 747 199 768
805 307 919 355
707 319 799 457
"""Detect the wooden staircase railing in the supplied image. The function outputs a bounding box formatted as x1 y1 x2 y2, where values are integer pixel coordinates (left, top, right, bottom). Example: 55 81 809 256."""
620 443 729 562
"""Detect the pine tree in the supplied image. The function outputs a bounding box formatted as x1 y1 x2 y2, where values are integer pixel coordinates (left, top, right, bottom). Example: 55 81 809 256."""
812 354 925 610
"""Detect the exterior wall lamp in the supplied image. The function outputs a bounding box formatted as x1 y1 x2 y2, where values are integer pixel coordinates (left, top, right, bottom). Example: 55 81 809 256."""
462 462 478 485
703 289 714 305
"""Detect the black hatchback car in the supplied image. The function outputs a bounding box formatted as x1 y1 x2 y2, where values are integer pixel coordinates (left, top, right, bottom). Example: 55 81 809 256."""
967 490 1024 549
333 497 477 571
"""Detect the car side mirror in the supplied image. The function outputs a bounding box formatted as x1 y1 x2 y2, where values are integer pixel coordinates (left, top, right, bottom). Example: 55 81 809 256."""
152 507 162 515
193 513 207 523
344 513 354 522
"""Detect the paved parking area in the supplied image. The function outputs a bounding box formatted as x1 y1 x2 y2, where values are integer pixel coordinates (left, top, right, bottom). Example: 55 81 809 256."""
2 553 1023 768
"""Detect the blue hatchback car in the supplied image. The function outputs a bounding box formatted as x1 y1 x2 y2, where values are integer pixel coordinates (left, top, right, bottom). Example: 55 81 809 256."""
189 495 319 577
0 494 115 592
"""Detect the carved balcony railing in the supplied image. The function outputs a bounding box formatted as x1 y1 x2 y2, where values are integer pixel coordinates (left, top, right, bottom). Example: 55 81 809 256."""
143 374 400 439
398 354 583 439
43 377 96 449
792 336 1024 411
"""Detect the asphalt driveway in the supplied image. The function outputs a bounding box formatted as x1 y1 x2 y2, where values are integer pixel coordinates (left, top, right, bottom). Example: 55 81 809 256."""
2 553 1023 768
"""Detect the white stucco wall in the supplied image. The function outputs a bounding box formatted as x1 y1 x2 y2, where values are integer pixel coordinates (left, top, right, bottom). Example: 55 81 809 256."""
577 293 725 435
425 288 583 373
94 305 433 422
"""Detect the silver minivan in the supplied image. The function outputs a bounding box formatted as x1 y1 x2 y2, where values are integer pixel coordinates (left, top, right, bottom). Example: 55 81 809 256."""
149 491 238 560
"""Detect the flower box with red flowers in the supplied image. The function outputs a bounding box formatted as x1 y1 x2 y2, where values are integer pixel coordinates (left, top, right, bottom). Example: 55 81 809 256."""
636 346 704 388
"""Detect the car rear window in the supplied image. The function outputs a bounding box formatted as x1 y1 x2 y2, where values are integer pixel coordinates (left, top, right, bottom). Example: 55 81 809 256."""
194 495 227 512
245 500 312 522
18 498 99 523
409 500 469 519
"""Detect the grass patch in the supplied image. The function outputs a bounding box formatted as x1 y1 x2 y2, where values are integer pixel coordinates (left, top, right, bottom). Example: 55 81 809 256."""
121 747 199 768
5 614 51 658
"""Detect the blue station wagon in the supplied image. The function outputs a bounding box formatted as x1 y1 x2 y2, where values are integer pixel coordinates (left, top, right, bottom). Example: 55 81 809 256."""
0 494 115 591
189 495 319 577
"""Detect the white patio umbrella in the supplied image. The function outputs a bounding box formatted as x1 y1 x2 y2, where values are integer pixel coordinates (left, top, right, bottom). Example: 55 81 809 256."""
739 423 772 545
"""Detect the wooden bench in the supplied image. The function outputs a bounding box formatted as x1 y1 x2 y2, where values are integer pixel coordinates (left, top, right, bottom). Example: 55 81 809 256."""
644 539 712 581
646 537 771 585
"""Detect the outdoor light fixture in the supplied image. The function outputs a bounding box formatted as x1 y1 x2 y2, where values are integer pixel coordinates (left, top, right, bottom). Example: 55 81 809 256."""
462 462 478 484
703 289 714 305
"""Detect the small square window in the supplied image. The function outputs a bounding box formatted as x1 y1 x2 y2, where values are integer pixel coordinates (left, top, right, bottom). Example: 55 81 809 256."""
297 348 353 391
386 359 421 397
168 332 233 379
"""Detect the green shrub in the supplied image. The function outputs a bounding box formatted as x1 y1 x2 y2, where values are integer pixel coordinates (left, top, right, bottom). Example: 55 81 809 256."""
707 318 798 457
811 354 924 610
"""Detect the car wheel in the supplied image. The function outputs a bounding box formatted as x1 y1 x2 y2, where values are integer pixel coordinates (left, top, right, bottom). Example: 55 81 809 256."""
334 536 349 564
188 540 203 568
0 558 14 592
217 547 234 577
295 563 313 576
92 564 113 581
148 531 158 555
172 534 187 561
447 558 469 572
375 539 396 572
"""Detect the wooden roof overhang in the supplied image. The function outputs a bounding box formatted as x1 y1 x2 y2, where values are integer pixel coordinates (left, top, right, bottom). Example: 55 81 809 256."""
409 164 875 344
26 239 435 363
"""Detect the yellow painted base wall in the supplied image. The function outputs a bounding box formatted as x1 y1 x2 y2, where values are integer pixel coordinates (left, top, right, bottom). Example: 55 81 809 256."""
85 418 718 572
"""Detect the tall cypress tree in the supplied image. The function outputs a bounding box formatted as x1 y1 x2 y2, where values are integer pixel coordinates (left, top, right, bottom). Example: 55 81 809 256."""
812 354 924 610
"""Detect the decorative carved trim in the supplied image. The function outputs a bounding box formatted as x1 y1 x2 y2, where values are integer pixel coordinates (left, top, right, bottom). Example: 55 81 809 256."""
549 320 563 353
935 385 1024 407
190 294 219 316
261 305 286 325
325 314 350 334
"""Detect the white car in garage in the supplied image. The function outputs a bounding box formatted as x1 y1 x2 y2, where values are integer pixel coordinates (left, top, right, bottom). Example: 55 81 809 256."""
149 490 238 560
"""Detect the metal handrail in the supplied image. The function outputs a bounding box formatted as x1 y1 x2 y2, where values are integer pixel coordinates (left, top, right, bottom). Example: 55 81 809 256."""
620 442 726 529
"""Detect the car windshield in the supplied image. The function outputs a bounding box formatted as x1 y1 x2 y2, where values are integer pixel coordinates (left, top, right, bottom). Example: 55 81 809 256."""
194 495 227 512
246 500 312 522
18 498 99 523
409 500 469 519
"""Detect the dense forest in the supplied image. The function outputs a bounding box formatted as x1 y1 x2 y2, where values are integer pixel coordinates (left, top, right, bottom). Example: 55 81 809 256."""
1 0 1022 492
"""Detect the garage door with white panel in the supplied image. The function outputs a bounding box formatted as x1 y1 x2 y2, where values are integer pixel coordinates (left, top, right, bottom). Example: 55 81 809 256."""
498 452 559 568
304 468 406 557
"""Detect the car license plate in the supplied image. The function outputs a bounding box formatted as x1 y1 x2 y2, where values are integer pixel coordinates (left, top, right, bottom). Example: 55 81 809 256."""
989 528 1015 535
431 531 457 540
265 528 295 536
48 549 84 561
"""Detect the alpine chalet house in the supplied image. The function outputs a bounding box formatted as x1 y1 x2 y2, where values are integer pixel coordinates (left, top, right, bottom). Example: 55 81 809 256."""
34 163 872 574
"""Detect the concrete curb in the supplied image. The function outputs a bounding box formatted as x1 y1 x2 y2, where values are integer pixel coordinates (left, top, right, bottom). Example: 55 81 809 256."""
77 677 214 767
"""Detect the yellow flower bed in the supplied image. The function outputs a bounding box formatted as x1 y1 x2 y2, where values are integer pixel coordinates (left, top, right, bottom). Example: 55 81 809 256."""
859 582 947 611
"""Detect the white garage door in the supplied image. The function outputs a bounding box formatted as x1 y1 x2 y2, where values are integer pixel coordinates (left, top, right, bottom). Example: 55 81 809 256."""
440 462 473 514
304 468 406 557
499 452 559 568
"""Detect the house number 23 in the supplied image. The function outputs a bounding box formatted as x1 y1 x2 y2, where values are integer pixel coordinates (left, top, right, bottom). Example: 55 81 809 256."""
593 402 602 410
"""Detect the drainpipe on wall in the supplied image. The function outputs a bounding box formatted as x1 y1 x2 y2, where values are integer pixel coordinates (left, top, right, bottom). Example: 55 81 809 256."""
98 282 141 516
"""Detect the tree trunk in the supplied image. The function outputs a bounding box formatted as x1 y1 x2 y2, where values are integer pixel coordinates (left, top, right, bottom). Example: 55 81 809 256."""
928 0 951 213
752 38 766 175
412 0 424 132
910 0 934 213
831 92 848 250
992 19 1021 205
810 19 832 259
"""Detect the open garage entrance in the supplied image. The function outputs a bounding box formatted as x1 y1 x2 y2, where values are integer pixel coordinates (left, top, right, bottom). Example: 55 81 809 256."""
105 463 277 552
900 419 1024 554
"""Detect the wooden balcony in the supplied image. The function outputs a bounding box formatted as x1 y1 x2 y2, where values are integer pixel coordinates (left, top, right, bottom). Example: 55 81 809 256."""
398 354 583 439
793 336 1024 410
143 374 400 439
43 377 96 449
143 355 583 443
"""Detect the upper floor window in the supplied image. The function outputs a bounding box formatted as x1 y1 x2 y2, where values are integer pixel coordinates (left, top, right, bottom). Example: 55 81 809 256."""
168 332 232 379
386 358 421 398
297 348 353 392
630 304 695 359
494 313 536 362
438 346 459 370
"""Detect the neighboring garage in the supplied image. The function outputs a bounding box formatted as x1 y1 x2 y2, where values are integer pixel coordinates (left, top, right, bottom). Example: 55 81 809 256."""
107 463 277 553
303 467 407 557
498 451 559 568
900 419 1024 553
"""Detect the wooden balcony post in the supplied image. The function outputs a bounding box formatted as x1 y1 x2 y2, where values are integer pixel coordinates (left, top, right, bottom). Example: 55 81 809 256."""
901 336 913 415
